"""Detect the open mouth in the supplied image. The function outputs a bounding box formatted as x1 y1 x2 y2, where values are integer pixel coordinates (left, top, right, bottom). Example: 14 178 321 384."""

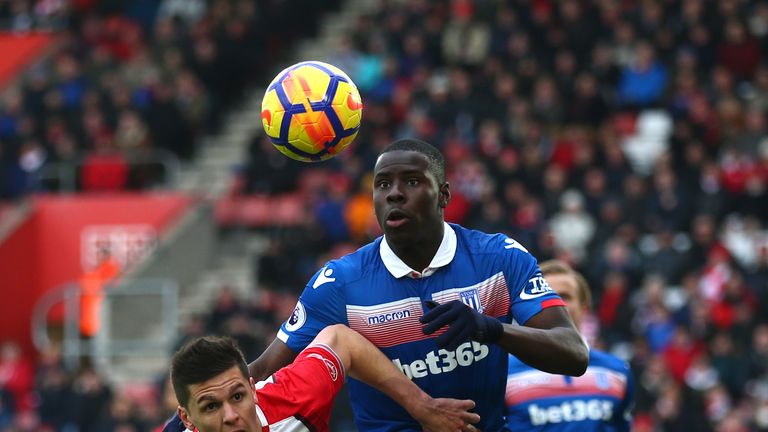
386 210 409 228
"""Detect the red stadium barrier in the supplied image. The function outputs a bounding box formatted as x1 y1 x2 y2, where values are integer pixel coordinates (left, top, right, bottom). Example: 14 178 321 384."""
0 193 191 356
215 193 309 227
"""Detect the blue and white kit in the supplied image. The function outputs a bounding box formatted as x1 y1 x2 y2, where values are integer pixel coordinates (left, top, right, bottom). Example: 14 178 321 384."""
505 349 634 431
279 222 566 431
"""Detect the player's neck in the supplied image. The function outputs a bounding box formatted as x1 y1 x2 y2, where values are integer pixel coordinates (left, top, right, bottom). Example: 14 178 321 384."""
389 223 443 272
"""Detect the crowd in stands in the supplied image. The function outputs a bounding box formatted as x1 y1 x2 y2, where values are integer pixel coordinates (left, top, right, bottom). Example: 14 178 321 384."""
0 0 338 198
1 337 185 432
241 0 768 430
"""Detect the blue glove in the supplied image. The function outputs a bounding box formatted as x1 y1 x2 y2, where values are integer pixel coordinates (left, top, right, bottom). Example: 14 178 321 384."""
420 300 503 350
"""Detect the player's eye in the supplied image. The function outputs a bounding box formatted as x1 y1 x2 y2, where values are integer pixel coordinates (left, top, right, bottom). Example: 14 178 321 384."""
203 402 219 412
407 178 419 186
232 392 244 402
376 180 391 189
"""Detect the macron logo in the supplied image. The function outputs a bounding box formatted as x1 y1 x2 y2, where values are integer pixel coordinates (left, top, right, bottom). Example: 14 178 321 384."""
312 266 336 289
367 309 411 325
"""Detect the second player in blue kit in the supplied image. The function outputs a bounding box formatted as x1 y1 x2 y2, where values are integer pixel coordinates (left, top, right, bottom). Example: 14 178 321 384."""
505 260 634 431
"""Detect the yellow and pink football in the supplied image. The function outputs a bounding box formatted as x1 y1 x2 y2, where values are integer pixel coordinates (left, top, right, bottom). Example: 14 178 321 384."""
261 61 363 162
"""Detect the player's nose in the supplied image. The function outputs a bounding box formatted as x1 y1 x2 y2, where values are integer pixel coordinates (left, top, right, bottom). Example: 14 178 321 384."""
386 181 405 203
222 403 239 424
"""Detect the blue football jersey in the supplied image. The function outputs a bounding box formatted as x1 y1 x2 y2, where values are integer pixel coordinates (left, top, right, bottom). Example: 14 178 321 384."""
278 223 565 431
505 350 634 432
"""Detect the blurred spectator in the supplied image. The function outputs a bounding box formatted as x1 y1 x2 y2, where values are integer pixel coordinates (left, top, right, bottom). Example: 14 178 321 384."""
663 326 705 384
312 174 351 244
73 367 112 432
442 0 489 66
596 271 632 344
0 341 34 413
567 72 608 127
709 331 750 399
156 0 206 26
37 359 76 430
0 386 13 429
257 237 303 293
616 41 668 107
717 19 762 81
172 313 206 352
79 246 121 338
206 285 242 334
80 147 130 191
641 228 688 284
96 394 146 431
549 190 595 264
749 324 768 381
225 312 266 361
344 175 379 243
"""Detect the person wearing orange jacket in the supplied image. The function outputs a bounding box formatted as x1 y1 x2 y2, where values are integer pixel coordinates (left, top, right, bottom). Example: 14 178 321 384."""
79 247 121 337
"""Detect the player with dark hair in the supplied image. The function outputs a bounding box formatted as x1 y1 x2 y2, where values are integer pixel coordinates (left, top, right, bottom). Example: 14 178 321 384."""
166 324 480 432
505 260 634 431
250 138 589 431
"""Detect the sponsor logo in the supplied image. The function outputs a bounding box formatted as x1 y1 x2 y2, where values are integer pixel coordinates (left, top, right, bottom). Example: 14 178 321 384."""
392 342 489 379
504 238 529 253
81 224 157 271
312 266 336 289
520 275 553 300
367 309 411 325
307 353 338 381
528 400 614 425
459 289 483 312
285 302 306 332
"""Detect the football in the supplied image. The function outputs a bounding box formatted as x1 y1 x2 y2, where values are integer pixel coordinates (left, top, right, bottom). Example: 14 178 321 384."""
261 61 363 162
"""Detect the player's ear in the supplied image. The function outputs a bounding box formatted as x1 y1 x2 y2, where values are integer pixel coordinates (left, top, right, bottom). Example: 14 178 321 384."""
438 182 451 208
250 377 259 404
178 406 194 430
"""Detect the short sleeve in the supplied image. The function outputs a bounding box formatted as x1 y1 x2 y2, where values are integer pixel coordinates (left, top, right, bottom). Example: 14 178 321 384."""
279 262 348 351
257 344 345 429
498 236 565 324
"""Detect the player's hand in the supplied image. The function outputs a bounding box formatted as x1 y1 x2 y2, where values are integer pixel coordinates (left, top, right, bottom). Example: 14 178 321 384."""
410 396 481 432
420 300 503 350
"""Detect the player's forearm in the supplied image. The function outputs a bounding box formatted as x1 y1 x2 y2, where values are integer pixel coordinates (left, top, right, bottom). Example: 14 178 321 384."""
317 325 432 415
497 324 588 376
349 357 431 419
247 338 298 380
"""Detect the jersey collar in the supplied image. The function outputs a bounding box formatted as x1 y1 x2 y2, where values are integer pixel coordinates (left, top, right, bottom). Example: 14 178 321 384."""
380 222 456 279
255 403 269 431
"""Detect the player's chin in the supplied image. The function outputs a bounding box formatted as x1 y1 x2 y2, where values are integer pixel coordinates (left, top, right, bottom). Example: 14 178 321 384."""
382 223 414 240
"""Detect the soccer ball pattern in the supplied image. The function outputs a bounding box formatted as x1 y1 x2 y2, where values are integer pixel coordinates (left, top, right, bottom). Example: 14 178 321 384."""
261 61 363 162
